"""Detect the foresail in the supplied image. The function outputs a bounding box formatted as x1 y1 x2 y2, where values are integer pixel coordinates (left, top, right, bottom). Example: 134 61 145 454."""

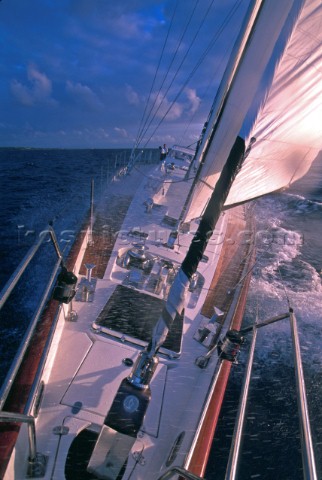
226 0 322 207
185 0 314 221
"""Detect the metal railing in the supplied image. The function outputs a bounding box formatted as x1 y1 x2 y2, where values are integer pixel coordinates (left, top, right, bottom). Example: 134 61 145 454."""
0 229 60 311
224 309 317 480
0 225 67 477
0 226 64 409
225 323 258 480
0 412 46 477
289 310 317 480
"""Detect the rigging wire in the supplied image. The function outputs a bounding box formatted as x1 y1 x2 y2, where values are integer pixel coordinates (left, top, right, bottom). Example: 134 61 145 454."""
139 0 244 149
136 0 202 148
137 0 214 147
176 15 241 149
132 0 179 153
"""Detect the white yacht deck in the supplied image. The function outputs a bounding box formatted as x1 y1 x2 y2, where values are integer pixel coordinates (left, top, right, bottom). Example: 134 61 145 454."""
5 152 250 480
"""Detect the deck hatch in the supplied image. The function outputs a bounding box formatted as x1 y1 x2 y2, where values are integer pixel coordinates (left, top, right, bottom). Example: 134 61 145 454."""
96 285 183 354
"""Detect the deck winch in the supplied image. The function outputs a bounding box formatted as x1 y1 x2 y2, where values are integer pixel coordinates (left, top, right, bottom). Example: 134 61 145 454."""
52 266 77 304
217 329 244 363
123 243 151 270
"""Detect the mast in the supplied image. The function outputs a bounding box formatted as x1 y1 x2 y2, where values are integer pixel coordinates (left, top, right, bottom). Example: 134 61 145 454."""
180 0 265 231
184 0 264 221
148 135 245 355
193 0 264 175
145 0 273 355
184 0 296 223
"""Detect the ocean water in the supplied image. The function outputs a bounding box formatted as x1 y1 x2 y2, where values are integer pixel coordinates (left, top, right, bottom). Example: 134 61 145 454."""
207 154 322 479
1 148 322 479
0 148 157 380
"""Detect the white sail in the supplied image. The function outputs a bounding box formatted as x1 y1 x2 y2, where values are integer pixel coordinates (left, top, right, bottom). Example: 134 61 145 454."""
184 0 319 222
226 0 322 207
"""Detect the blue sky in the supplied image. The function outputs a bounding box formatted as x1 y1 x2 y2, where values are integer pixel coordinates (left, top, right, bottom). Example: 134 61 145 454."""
0 0 248 148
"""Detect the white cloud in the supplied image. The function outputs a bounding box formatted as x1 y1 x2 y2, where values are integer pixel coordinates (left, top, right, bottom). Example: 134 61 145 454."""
114 127 128 138
146 88 200 124
97 128 110 139
10 80 34 106
125 84 140 106
66 80 103 111
113 14 143 39
10 64 53 106
185 88 201 115
28 65 52 98
150 92 183 121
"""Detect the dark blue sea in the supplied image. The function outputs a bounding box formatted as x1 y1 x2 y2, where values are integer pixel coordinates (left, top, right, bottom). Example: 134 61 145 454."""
1 148 322 479
207 153 322 480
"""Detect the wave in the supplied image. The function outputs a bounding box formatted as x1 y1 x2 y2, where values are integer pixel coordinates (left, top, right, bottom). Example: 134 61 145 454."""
285 191 322 212
251 195 322 298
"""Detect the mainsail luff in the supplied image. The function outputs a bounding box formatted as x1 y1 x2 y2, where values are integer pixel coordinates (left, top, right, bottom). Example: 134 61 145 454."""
226 0 322 207
191 0 264 177
184 0 299 222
